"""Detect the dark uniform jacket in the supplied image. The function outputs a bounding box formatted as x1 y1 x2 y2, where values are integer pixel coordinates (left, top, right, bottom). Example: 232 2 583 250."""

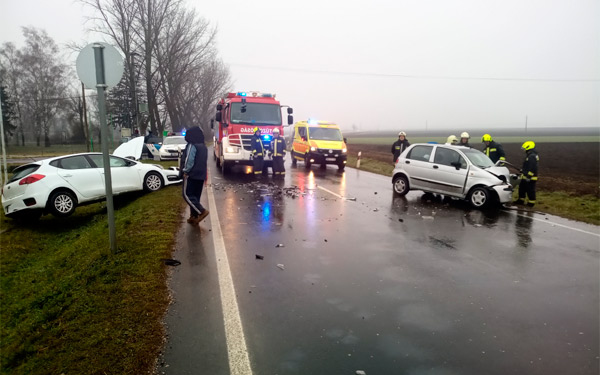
521 149 539 181
460 141 471 148
391 139 410 162
483 141 506 163
251 134 264 157
272 136 286 157
180 127 207 180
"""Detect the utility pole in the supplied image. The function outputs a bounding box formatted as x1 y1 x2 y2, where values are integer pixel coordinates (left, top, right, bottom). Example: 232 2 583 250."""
0 87 7 188
82 82 90 152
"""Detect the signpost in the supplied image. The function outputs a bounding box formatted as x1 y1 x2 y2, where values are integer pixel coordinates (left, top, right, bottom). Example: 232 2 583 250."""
76 42 124 254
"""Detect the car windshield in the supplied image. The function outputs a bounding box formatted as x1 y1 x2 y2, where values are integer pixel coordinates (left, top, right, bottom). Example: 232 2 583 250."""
163 136 185 145
230 103 282 125
308 127 343 141
462 148 495 168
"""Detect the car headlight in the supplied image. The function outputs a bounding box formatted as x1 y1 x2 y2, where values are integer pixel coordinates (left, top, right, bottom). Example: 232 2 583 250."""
226 146 237 153
310 147 316 151
342 148 347 153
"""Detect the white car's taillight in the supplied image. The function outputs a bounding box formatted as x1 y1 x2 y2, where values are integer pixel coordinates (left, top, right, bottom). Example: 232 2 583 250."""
19 174 46 185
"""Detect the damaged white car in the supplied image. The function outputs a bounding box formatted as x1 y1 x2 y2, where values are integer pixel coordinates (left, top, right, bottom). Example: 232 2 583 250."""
2 137 181 219
392 143 514 208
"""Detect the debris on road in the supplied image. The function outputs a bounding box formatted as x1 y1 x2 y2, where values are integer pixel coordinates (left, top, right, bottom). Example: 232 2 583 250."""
356 371 367 375
398 218 404 222
277 264 285 270
162 259 181 266
276 243 285 248
255 254 264 260
422 216 434 220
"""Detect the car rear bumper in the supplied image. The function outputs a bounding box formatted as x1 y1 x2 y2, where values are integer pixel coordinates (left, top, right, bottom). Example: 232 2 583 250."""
2 191 48 216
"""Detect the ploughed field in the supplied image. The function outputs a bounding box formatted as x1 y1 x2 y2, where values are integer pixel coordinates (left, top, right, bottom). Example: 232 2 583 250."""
348 142 600 197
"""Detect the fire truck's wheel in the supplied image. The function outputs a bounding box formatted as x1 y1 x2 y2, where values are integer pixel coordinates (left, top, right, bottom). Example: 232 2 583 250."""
213 151 216 161
216 155 221 168
291 154 297 166
221 160 230 174
304 155 311 169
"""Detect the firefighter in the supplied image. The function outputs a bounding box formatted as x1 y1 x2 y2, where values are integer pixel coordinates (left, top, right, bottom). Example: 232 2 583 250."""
391 131 410 163
251 127 265 176
446 135 459 145
514 141 539 207
481 134 506 164
271 128 286 177
460 132 471 147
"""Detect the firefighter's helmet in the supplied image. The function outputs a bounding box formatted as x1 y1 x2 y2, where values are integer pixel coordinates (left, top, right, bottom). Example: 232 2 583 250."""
253 127 260 134
398 131 407 137
521 141 535 151
482 134 492 142
461 132 470 139
273 128 280 134
446 135 458 144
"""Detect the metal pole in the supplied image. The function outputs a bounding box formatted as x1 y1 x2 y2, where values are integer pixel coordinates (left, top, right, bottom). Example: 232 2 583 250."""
0 87 7 188
93 43 117 254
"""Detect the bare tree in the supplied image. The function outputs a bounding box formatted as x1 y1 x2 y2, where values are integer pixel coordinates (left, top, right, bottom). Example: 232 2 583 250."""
0 42 26 145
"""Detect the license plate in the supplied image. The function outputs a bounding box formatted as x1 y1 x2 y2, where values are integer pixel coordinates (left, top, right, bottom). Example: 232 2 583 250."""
326 157 336 161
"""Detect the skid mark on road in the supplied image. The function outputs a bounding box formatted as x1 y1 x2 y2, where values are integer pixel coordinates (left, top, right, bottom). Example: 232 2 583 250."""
207 184 253 375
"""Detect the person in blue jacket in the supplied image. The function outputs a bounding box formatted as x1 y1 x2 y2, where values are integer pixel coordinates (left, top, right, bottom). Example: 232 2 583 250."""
180 126 209 224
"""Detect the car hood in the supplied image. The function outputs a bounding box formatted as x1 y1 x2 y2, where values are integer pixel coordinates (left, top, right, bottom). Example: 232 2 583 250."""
481 165 510 182
113 136 144 160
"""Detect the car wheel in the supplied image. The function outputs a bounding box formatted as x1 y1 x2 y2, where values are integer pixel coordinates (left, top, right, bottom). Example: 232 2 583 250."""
144 172 164 192
469 187 489 208
304 155 311 169
337 162 345 171
291 154 297 166
392 175 409 196
48 190 77 217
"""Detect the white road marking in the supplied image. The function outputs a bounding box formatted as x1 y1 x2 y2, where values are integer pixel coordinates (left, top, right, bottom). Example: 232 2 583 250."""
316 185 356 201
512 211 600 238
207 184 253 375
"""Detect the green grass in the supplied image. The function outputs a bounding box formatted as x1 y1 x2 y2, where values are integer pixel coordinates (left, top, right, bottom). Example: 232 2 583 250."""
1 180 184 374
347 155 600 225
348 135 600 145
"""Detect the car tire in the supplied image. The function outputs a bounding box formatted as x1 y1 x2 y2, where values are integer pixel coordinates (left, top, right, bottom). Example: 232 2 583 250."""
469 187 489 208
48 190 77 217
392 175 409 196
291 154 297 166
338 162 345 171
144 172 164 192
304 155 311 169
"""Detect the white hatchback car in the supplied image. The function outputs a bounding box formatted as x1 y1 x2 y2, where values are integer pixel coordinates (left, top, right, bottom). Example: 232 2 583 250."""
159 136 187 160
392 143 513 208
2 152 181 219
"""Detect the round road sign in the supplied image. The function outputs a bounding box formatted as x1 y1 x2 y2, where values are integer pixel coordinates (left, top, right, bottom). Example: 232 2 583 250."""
76 42 124 90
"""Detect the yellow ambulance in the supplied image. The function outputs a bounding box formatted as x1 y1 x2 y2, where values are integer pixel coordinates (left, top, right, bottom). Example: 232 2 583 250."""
290 120 347 171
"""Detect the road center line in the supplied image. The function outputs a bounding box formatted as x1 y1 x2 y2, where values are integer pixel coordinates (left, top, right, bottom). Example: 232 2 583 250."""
513 211 600 237
207 183 253 375
316 185 357 201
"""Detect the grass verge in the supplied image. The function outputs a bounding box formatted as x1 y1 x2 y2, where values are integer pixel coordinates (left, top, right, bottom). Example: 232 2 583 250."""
346 154 600 225
1 182 183 374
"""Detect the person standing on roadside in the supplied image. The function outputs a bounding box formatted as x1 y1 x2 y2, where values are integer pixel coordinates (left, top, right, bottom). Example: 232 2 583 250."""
180 126 209 225
514 141 539 208
251 127 265 176
271 128 286 177
459 132 471 147
481 134 506 163
391 131 410 163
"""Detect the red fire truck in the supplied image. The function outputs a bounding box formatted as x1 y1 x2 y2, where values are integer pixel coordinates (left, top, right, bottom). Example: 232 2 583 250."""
212 91 293 173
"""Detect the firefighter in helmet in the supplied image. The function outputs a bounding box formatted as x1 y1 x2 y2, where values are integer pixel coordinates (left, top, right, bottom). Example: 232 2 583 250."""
391 131 410 163
446 135 459 145
460 132 471 147
481 134 506 164
514 141 539 207
251 127 265 176
271 128 286 177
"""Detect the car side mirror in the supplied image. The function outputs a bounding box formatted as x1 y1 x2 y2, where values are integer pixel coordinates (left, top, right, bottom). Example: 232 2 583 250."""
288 115 293 125
210 119 214 129
216 104 223 111
287 107 293 114
344 137 348 144
215 112 222 122
451 162 461 170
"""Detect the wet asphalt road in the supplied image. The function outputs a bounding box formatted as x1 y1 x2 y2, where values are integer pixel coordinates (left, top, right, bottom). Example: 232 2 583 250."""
159 155 599 375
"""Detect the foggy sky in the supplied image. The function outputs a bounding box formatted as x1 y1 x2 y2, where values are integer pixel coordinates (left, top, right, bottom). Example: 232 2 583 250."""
1 0 598 131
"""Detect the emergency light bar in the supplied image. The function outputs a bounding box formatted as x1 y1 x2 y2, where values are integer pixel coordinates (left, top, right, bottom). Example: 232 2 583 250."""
228 91 275 98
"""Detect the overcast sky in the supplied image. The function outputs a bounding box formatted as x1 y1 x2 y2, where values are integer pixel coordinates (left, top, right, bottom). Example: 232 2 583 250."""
1 0 598 131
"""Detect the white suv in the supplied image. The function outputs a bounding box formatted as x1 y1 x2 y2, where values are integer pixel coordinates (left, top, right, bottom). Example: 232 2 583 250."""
392 143 513 208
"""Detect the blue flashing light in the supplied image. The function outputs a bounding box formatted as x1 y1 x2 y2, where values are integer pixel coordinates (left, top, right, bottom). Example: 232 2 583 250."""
237 92 247 97
181 128 186 136
262 135 272 141
308 118 318 125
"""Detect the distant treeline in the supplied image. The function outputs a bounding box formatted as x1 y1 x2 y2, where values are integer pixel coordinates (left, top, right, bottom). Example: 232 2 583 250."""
347 127 600 138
